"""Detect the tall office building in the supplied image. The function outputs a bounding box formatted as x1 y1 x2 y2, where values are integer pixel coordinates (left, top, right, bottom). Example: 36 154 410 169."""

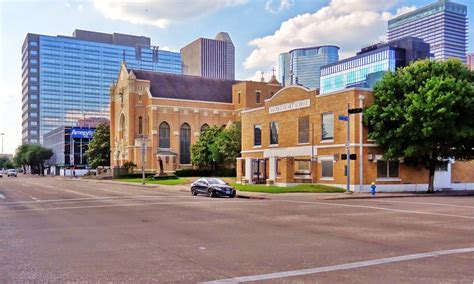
388 0 467 63
181 32 235 80
279 46 339 89
22 30 182 144
320 37 431 94
467 53 474 71
278 53 291 87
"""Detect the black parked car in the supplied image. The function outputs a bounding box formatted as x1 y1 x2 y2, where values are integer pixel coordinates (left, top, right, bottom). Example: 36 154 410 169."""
191 178 236 198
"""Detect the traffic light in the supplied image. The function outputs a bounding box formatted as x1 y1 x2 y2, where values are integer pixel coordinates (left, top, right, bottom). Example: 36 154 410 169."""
350 154 357 160
341 154 347 160
348 108 363 114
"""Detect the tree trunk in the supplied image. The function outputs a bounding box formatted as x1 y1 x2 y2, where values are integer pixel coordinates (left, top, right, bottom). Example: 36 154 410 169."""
427 158 436 193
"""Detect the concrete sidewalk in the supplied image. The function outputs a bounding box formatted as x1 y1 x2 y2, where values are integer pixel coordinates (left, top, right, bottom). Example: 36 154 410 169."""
62 177 474 200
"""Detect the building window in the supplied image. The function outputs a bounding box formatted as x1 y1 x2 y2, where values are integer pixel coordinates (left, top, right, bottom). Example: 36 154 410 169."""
30 41 37 46
138 116 143 135
165 156 169 164
296 160 310 173
200 124 209 133
254 124 262 146
30 121 37 126
119 113 126 140
159 122 170 148
31 112 37 117
30 67 37 73
30 50 37 55
256 91 261 104
321 160 333 178
237 92 241 104
30 85 37 91
30 59 37 64
269 121 278 145
377 160 399 178
30 77 37 82
180 123 191 164
322 113 334 140
298 116 309 144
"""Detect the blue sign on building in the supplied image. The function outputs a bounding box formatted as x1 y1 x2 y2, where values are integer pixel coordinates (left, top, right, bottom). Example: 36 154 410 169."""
71 128 96 139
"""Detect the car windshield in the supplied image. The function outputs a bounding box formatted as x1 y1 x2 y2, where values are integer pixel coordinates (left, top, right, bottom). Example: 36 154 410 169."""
206 178 226 185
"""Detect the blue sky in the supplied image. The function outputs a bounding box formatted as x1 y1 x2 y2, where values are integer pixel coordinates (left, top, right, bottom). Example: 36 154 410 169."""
0 0 473 154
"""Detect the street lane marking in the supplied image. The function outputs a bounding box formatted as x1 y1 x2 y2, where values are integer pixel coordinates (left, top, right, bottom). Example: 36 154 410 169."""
0 193 5 199
202 247 474 283
279 200 474 220
367 199 474 209
0 195 193 205
0 199 264 215
30 196 40 202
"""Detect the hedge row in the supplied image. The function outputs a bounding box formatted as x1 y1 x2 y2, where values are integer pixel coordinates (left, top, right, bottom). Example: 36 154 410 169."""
174 168 236 177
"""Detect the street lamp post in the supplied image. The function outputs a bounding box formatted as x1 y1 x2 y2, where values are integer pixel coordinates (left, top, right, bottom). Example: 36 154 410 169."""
0 133 4 155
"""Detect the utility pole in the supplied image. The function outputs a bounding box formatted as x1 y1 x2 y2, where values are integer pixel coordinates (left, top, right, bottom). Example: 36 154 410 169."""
0 133 4 155
346 103 351 193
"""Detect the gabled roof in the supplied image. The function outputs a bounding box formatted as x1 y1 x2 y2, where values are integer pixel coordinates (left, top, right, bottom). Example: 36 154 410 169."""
130 69 236 103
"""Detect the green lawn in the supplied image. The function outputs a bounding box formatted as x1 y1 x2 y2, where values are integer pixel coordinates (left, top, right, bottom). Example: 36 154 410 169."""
118 177 190 185
232 183 345 194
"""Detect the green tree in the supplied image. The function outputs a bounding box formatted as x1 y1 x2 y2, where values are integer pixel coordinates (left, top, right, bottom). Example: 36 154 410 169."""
0 156 14 169
216 122 241 167
364 59 474 192
13 144 53 175
84 123 110 169
191 126 224 170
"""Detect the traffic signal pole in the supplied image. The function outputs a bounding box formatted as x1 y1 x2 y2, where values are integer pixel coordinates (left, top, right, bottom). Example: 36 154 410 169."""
346 103 351 193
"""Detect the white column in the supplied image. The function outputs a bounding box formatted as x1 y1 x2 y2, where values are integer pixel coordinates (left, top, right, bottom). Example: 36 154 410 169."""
245 158 253 184
269 156 276 181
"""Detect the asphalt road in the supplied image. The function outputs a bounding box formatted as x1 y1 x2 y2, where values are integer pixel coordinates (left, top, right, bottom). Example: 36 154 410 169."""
1 175 473 283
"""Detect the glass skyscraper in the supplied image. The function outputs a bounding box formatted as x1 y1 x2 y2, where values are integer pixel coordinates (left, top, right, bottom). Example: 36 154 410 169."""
320 37 431 94
22 30 182 144
388 0 467 63
279 46 339 89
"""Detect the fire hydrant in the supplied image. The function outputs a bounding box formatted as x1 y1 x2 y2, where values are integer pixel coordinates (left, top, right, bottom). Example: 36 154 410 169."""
371 182 376 196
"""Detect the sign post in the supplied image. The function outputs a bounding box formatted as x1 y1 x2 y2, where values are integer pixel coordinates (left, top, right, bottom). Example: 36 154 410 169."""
346 103 351 193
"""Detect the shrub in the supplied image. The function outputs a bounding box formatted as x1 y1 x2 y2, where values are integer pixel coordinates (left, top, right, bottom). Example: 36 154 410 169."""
175 168 236 177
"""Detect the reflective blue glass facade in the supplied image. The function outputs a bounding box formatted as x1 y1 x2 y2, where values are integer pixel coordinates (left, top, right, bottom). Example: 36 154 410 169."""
320 37 431 95
320 49 399 94
22 31 182 144
388 0 467 62
279 46 339 89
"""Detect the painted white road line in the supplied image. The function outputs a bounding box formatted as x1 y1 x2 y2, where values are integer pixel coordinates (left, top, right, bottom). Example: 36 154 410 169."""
202 247 474 283
30 196 40 202
279 200 474 220
367 199 474 209
0 193 5 199
0 195 194 205
0 199 264 215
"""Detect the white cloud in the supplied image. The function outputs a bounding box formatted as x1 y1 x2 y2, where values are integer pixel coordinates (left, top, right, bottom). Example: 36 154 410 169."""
92 0 248 28
265 0 294 13
243 0 416 75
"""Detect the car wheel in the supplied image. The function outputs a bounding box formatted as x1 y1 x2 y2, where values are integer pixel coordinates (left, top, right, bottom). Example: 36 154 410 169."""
230 192 236 198
191 187 198 196
208 189 214 198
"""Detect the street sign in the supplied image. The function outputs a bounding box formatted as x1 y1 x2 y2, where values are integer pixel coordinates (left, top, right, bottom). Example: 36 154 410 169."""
338 115 348 121
348 108 363 114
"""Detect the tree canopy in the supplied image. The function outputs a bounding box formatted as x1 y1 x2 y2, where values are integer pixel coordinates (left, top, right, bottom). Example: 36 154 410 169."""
84 123 110 169
364 59 474 192
13 144 53 175
0 156 14 170
191 122 241 170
